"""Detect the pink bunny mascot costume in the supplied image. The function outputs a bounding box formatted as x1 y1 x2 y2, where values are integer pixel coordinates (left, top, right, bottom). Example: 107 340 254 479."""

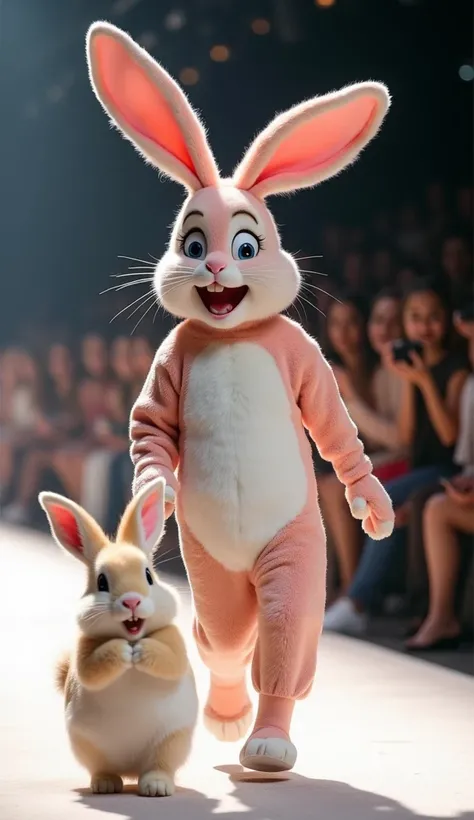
86 22 394 773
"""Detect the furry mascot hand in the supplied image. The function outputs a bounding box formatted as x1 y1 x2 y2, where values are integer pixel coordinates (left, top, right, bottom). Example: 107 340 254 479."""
345 475 394 539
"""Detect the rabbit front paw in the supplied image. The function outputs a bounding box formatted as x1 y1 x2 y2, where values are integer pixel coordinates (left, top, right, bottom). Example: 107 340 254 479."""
131 642 143 664
121 642 134 666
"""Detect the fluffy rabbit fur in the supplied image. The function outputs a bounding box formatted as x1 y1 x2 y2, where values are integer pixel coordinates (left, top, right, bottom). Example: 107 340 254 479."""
85 22 395 773
39 478 198 797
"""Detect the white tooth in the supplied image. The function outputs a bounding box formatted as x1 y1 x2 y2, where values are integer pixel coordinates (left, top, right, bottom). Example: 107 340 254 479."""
206 283 225 292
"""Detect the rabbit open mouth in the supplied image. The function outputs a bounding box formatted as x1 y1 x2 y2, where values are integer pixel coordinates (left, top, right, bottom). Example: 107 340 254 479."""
123 617 145 635
196 284 249 318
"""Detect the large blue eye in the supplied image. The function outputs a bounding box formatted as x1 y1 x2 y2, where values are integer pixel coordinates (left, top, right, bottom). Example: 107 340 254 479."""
183 230 207 259
232 231 259 261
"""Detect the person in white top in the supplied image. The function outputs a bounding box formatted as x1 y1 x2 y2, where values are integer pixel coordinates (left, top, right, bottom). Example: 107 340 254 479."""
406 311 474 650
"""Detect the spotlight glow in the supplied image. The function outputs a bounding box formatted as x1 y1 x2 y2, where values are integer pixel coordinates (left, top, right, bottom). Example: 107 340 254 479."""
179 67 199 86
315 0 336 7
210 45 230 62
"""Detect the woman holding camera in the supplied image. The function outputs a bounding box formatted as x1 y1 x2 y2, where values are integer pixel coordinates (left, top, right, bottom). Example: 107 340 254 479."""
405 311 474 650
324 277 469 635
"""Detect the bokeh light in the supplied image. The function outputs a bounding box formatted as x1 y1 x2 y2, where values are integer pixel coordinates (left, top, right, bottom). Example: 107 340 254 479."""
251 18 271 35
164 10 186 31
315 0 336 7
459 64 474 82
179 67 199 86
210 45 230 62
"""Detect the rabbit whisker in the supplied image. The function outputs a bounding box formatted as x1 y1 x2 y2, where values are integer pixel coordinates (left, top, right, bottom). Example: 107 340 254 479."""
131 297 157 335
100 278 154 295
110 291 153 324
111 270 156 278
154 553 181 568
294 255 324 262
127 291 155 321
297 291 326 318
300 282 341 303
118 254 157 267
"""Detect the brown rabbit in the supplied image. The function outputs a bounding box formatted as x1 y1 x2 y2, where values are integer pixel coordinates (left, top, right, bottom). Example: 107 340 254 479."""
39 478 198 797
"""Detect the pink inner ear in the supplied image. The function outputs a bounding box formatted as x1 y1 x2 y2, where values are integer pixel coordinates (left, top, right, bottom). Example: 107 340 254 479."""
141 492 160 541
94 34 196 174
253 97 377 186
50 504 83 552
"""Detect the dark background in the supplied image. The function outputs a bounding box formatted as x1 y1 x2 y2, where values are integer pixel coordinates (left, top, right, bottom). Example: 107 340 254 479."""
2 0 472 345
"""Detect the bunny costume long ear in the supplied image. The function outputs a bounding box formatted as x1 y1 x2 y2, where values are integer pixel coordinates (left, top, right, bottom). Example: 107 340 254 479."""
86 22 220 191
232 82 390 198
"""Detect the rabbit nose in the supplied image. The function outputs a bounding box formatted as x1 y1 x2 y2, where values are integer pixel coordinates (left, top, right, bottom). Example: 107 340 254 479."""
122 596 141 612
206 261 226 275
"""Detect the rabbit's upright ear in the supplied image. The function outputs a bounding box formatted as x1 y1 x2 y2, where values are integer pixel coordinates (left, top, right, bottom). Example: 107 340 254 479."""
116 478 165 555
86 22 220 192
233 82 390 198
39 493 107 565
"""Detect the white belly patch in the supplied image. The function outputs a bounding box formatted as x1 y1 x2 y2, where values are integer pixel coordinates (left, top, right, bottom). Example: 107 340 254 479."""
181 342 307 571
68 670 198 774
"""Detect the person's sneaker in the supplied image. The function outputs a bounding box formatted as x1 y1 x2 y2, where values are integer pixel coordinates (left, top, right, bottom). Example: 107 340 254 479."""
2 502 29 525
323 597 368 636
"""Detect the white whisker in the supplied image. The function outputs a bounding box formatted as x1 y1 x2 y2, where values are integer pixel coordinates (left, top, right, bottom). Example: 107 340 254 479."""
294 254 324 261
300 282 341 303
131 297 157 335
297 291 326 318
111 270 156 278
110 291 153 324
127 291 155 321
117 254 157 267
100 278 154 295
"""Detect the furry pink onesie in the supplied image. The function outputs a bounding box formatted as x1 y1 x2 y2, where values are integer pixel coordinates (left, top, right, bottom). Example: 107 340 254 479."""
86 21 394 773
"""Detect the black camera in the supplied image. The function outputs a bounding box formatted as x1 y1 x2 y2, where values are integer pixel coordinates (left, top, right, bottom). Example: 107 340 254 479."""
391 339 423 364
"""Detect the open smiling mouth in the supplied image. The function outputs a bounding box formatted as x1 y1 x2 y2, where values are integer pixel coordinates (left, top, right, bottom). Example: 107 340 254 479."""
123 617 144 636
196 284 249 317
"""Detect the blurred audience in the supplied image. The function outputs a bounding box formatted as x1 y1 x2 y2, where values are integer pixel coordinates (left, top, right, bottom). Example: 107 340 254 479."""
324 277 470 636
406 311 474 650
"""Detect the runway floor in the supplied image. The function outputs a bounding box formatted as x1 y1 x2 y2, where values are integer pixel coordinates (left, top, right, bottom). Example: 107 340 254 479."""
1 524 473 820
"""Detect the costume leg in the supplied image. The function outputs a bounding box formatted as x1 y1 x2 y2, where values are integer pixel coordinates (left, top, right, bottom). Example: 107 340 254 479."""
179 521 258 741
241 507 326 771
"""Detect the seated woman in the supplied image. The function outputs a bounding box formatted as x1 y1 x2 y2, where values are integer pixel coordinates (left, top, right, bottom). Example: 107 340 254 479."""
324 277 469 635
316 292 378 595
0 347 42 509
319 290 406 598
342 288 407 476
406 310 474 650
2 342 79 524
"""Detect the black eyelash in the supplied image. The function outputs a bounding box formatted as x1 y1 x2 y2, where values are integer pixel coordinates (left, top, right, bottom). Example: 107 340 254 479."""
256 234 266 251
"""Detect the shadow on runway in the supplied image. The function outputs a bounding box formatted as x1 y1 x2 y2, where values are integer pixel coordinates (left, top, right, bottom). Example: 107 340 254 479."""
74 765 468 820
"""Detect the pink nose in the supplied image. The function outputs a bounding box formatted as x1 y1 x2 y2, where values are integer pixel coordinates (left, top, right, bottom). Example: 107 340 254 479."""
122 597 141 612
206 261 226 275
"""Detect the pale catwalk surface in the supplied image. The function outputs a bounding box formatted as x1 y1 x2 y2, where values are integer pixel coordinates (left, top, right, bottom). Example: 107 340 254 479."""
1 524 473 820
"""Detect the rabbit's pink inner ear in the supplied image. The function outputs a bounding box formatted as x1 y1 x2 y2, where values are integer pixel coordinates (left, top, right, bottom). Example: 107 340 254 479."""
94 33 196 176
253 96 377 188
49 504 84 554
141 492 161 542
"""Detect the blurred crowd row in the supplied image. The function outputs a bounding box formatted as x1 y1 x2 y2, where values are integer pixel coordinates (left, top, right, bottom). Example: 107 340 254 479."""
0 334 153 531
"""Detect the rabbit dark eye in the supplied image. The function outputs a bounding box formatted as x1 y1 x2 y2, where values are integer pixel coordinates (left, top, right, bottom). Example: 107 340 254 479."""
145 568 154 586
183 230 207 259
97 573 109 593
